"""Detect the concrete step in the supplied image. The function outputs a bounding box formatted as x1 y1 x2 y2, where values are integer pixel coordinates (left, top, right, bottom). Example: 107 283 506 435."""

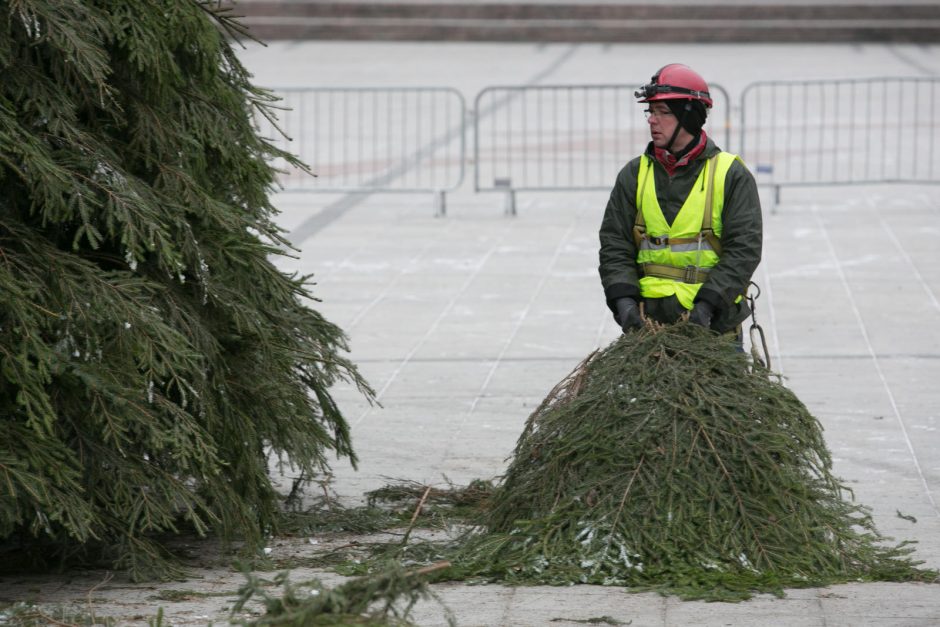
226 1 940 42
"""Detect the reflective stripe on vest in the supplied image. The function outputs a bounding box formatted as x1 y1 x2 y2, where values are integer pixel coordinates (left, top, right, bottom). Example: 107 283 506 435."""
634 151 740 310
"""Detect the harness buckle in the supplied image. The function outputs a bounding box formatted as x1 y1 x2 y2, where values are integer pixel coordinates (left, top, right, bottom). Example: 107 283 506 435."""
683 266 700 283
650 235 668 246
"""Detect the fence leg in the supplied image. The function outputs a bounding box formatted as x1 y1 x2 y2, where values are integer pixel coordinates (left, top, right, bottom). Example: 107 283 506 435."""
434 190 446 218
494 178 516 217
504 189 517 217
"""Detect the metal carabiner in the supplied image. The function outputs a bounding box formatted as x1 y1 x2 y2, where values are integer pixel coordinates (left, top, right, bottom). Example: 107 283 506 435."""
747 282 771 370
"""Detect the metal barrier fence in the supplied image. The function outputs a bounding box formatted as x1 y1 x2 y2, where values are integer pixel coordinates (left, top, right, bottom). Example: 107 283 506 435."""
260 79 940 215
256 87 466 213
740 77 940 207
473 83 732 213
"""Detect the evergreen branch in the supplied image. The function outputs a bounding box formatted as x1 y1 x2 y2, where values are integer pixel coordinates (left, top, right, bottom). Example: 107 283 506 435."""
399 486 433 549
695 416 770 569
195 0 260 47
605 456 643 547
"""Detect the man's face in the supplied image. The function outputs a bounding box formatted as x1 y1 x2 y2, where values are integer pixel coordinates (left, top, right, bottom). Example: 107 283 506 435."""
645 103 679 150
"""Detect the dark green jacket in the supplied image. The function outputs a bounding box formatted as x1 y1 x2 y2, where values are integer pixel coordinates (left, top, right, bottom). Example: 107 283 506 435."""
598 136 763 333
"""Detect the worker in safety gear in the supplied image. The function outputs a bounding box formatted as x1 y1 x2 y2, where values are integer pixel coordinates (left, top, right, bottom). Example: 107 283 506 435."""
598 63 762 334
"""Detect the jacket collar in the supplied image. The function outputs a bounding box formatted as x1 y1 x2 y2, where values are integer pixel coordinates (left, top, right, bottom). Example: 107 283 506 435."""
647 131 713 176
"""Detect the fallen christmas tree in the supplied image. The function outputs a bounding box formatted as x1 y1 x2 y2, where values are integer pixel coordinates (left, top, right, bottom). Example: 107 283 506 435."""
444 323 937 600
0 1 372 579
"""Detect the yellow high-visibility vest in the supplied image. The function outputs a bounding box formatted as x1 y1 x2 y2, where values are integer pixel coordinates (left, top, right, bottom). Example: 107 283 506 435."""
633 152 740 310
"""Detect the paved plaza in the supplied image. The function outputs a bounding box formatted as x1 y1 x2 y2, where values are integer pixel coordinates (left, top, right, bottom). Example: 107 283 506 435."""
274 181 940 625
2 39 939 626
253 39 940 625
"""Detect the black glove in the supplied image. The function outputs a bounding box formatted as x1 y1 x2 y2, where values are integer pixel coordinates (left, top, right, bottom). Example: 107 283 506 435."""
688 300 714 328
614 297 642 332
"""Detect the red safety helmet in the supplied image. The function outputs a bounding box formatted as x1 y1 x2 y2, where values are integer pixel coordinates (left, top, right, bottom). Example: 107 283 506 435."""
635 64 712 108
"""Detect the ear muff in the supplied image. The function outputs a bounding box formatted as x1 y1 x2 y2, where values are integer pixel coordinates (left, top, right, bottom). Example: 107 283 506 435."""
666 99 707 135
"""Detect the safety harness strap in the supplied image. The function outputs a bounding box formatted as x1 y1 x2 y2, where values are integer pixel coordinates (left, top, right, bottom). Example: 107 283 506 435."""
640 263 711 284
632 158 652 250
701 155 723 256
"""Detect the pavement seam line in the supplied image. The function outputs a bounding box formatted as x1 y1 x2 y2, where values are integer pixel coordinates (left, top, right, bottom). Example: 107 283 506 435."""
879 215 940 314
352 218 520 426
812 205 940 517
442 214 580 460
346 237 450 331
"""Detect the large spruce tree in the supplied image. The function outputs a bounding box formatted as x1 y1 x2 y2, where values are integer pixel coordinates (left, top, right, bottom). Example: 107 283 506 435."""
0 0 371 578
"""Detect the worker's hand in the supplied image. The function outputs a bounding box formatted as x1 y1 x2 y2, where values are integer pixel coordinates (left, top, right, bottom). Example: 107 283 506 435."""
688 300 714 328
615 297 642 332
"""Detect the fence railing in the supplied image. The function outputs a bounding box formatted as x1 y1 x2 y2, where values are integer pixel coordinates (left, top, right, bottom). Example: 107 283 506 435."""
255 87 467 214
740 77 940 208
261 79 940 215
473 83 731 214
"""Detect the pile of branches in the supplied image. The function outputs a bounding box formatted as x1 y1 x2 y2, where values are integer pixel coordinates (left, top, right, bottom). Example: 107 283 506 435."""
448 324 936 600
367 479 494 513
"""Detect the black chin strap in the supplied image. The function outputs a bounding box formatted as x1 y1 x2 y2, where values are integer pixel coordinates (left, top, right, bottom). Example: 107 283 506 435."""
665 102 691 153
